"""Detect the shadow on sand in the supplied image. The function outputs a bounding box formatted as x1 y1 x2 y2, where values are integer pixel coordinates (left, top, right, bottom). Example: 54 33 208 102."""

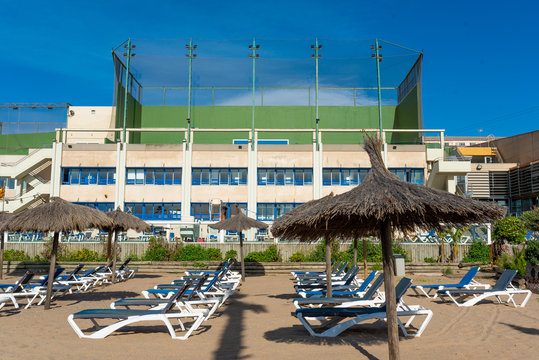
213 292 268 360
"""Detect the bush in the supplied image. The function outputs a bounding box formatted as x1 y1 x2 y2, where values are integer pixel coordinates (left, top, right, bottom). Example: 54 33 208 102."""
306 239 341 262
225 249 238 260
142 237 172 261
125 253 140 262
289 251 306 262
61 248 105 262
173 245 209 261
206 248 222 261
3 249 31 261
39 238 69 260
496 248 526 275
521 208 539 232
244 245 281 262
462 241 491 263
424 257 436 263
493 217 527 244
524 240 539 266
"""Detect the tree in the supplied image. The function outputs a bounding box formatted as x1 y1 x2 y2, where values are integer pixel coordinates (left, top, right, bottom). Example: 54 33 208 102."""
521 208 539 233
493 217 527 244
444 226 470 262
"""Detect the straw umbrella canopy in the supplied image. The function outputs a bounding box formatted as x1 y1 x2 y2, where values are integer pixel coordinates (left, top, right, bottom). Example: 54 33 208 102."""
4 197 113 309
209 206 268 281
272 137 506 360
103 208 150 283
0 212 14 280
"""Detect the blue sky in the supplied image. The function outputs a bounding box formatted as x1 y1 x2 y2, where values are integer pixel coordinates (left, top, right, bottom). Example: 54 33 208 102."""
1 0 537 137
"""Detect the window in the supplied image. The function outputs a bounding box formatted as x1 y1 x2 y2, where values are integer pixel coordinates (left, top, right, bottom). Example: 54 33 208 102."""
62 168 116 185
257 203 301 221
124 202 181 220
0 178 15 190
191 203 210 220
323 168 369 186
125 168 182 185
74 202 114 213
389 168 424 185
258 168 313 186
192 168 247 186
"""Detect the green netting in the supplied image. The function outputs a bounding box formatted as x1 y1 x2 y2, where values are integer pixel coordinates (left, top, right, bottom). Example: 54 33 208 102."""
112 38 423 145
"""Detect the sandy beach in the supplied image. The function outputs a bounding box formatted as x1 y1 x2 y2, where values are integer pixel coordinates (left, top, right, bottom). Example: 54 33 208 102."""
0 271 537 360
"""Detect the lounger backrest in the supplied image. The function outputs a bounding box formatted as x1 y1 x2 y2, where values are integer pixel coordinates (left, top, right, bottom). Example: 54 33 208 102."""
357 270 378 292
331 261 343 274
118 259 130 271
492 269 517 291
79 265 104 278
343 267 360 286
12 271 35 293
186 274 209 301
65 264 85 281
39 267 65 286
162 282 191 313
395 277 413 303
334 262 348 277
339 267 355 282
362 273 384 300
457 267 480 287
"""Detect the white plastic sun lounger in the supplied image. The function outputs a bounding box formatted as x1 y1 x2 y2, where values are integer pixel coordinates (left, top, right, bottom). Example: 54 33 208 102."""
437 269 532 307
411 267 490 298
295 278 433 338
68 285 208 340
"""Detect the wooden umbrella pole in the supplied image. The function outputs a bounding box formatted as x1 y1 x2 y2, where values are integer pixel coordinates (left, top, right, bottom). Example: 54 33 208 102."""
0 232 4 280
106 231 113 264
353 238 357 267
325 238 333 298
239 231 245 282
111 230 118 284
44 232 60 310
380 221 400 360
363 238 368 279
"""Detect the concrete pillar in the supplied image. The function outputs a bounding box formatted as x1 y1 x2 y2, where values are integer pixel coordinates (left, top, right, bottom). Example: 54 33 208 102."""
181 131 194 222
114 142 126 209
446 175 456 194
219 229 225 243
246 131 258 241
486 223 492 245
50 141 63 197
313 131 323 200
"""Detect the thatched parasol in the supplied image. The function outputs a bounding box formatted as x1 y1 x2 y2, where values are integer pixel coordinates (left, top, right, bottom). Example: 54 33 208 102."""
272 137 505 359
209 206 268 281
0 212 14 280
103 208 150 283
5 197 113 309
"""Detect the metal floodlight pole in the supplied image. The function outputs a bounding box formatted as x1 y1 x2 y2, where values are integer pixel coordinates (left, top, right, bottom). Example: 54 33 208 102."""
312 39 322 150
249 38 259 150
373 38 383 137
186 39 197 148
122 38 134 143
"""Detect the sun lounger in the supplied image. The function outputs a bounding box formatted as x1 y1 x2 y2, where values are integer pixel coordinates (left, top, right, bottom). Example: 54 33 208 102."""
296 271 378 298
0 271 35 310
295 277 433 337
291 260 339 277
293 273 385 309
294 262 348 280
437 269 532 307
68 284 208 340
24 268 72 307
411 267 489 298
112 275 221 320
294 267 361 289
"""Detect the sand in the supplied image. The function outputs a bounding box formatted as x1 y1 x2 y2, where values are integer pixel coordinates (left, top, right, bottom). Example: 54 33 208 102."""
0 271 537 360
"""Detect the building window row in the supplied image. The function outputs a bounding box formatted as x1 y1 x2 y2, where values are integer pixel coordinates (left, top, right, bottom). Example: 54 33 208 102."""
126 168 182 185
323 168 370 186
62 168 116 185
257 202 302 221
258 168 313 186
0 177 16 190
389 168 424 185
74 202 115 213
125 202 181 220
192 168 247 186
